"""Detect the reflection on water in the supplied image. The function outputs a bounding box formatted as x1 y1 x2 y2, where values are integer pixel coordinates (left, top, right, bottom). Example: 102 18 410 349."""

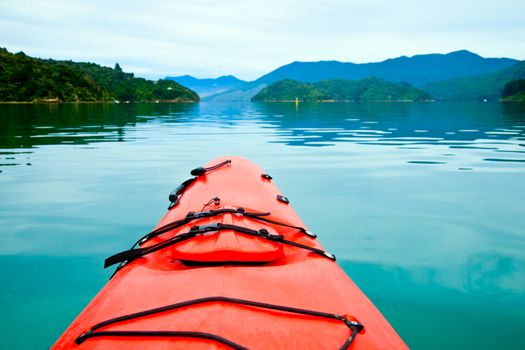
464 251 524 294
0 103 196 149
341 257 525 350
0 102 524 349
1 102 524 172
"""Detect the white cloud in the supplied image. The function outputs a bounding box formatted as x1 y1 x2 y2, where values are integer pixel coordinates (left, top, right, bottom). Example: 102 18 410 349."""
0 0 524 80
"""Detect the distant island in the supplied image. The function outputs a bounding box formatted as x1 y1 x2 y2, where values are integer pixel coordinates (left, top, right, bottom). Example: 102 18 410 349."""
252 78 433 102
0 48 199 103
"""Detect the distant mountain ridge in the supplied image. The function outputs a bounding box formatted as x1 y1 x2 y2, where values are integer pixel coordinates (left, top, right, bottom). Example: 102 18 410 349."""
252 78 432 102
204 50 518 102
166 75 245 98
423 60 525 101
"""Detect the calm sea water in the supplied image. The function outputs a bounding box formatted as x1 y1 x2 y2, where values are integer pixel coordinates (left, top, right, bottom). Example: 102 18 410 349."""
1 102 524 349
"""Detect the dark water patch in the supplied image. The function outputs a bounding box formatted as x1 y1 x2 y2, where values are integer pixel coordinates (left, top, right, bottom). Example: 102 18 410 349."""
450 145 499 150
304 143 336 147
0 163 20 166
0 151 32 155
387 137 443 142
483 158 525 163
458 167 473 171
407 161 447 165
494 150 525 154
356 142 407 146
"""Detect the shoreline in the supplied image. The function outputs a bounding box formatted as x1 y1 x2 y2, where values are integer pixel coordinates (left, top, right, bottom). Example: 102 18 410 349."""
3 100 522 104
0 99 199 104
253 99 436 103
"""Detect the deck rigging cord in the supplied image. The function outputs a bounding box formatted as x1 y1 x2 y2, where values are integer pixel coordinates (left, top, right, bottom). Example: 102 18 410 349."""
105 222 335 269
131 207 316 249
112 160 321 277
168 159 231 209
75 296 364 349
200 196 220 211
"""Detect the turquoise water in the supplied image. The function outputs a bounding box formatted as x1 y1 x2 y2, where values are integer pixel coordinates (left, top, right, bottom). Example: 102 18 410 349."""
1 102 524 349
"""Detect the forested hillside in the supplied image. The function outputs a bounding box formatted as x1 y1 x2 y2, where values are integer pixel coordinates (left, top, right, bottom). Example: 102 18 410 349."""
0 48 199 102
422 61 525 101
252 78 432 102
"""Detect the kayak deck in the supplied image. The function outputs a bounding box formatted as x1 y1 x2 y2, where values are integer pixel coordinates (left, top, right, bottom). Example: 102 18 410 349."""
53 156 407 349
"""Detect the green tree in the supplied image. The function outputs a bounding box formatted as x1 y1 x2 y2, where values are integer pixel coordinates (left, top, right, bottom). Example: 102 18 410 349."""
502 79 525 97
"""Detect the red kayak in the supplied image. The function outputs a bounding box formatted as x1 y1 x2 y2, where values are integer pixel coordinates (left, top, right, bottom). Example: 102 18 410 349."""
53 156 407 349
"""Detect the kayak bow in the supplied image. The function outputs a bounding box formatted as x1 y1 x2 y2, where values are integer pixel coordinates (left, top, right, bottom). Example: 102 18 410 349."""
53 156 407 350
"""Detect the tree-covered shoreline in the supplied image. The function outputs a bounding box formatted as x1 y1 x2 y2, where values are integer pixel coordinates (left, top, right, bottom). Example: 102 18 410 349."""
501 79 525 101
0 48 199 103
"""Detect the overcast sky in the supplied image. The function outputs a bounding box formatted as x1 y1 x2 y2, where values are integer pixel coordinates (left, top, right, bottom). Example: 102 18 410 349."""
1 0 524 81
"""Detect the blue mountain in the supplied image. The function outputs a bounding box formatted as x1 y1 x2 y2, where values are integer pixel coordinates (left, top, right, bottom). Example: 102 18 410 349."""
204 51 518 102
165 75 245 98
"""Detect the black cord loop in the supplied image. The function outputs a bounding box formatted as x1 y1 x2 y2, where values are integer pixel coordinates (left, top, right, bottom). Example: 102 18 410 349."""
75 296 363 349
